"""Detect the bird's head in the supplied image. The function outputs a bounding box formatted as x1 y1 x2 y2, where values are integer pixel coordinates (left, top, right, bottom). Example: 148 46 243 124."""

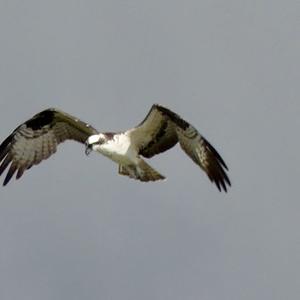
85 134 106 155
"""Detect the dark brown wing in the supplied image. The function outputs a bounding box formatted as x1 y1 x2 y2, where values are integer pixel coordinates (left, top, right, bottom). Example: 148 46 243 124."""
0 108 98 185
128 104 231 192
155 105 230 192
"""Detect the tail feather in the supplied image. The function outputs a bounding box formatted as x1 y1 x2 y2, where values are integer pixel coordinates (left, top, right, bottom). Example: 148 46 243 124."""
119 160 165 182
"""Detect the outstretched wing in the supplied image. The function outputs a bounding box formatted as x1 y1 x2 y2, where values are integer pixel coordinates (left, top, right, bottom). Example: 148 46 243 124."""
0 108 98 185
128 104 231 192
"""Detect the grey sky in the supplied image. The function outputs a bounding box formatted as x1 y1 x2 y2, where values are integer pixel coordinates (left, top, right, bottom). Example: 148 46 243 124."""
0 0 299 299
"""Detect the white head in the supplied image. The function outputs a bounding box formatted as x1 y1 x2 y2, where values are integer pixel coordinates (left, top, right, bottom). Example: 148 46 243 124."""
85 134 106 155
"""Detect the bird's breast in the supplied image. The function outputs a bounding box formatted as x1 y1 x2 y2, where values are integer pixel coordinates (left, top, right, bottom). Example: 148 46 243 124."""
96 136 136 165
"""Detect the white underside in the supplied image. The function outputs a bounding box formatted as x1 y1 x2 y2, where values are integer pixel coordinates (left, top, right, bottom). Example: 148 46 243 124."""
93 133 139 166
89 133 164 182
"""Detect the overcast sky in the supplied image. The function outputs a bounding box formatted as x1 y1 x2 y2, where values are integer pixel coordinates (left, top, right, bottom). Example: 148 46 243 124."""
0 1 299 299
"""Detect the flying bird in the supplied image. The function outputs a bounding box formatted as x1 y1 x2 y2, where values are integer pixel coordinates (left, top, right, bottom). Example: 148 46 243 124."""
0 104 231 191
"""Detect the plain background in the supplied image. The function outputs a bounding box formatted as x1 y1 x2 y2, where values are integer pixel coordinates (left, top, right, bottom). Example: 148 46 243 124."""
0 1 299 299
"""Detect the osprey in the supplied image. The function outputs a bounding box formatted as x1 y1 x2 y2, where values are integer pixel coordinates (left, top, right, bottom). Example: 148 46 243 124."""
0 104 231 191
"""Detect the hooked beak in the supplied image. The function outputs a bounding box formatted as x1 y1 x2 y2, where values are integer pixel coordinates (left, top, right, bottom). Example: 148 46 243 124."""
85 143 92 156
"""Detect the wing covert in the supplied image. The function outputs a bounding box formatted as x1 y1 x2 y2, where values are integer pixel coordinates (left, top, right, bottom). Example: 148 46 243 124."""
128 105 178 158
